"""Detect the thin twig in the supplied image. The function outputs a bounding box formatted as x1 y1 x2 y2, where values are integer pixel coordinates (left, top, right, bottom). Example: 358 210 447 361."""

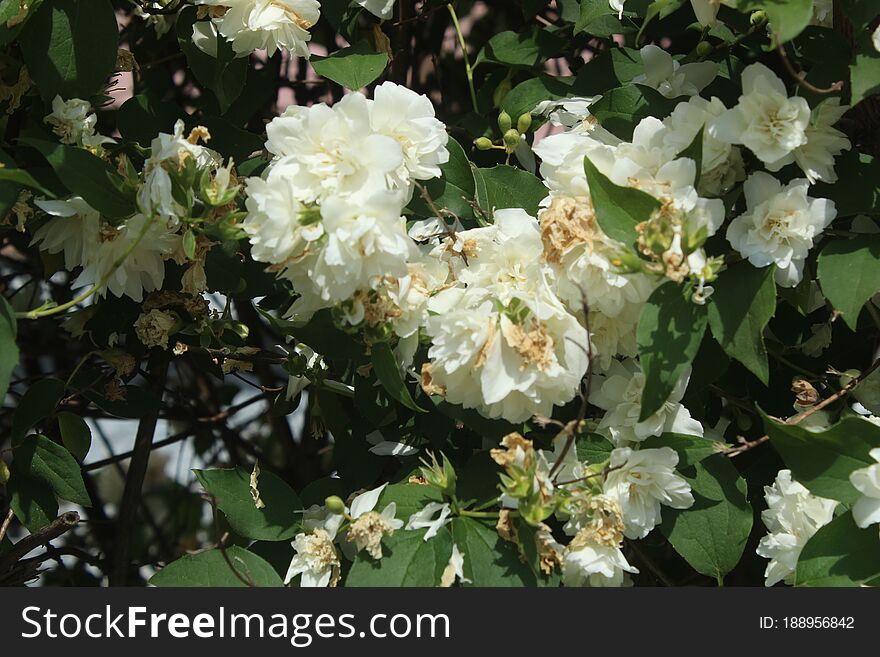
725 357 880 457
0 508 14 544
0 512 80 576
776 41 844 95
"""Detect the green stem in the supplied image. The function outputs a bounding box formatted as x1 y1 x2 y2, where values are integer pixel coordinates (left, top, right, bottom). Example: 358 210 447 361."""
447 4 479 113
17 214 156 320
458 509 502 519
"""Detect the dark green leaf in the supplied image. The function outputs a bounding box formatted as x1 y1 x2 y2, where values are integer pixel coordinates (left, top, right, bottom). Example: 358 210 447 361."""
150 547 284 587
311 41 389 90
19 0 118 101
407 138 476 220
583 154 661 244
817 236 880 331
641 433 721 469
14 434 91 506
21 138 137 219
637 282 708 420
194 467 303 541
371 341 426 413
57 411 91 462
473 165 547 219
346 526 453 586
660 454 753 581
762 412 880 504
795 511 880 586
8 466 58 532
707 261 776 384
450 517 538 586
11 377 64 445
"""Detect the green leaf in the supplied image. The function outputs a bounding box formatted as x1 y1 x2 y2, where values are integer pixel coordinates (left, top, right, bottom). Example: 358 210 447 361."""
501 74 576 123
583 154 661 244
19 0 118 101
346 526 453 586
11 377 65 445
378 483 444 522
476 28 562 69
177 8 247 113
795 511 880 587
0 166 57 197
637 282 708 420
311 41 389 90
707 261 777 384
641 433 721 469
473 165 548 219
370 341 426 413
636 0 685 45
21 138 137 219
660 454 753 581
576 0 629 37
57 412 91 462
0 295 18 403
407 138 475 219
150 547 284 587
14 434 91 506
8 466 58 532
575 432 615 465
762 413 880 504
590 84 678 140
817 236 880 330
450 517 538 586
738 0 816 44
194 467 303 541
851 50 880 107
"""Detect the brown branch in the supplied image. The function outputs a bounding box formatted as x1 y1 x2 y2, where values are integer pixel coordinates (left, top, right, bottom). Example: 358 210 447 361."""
0 508 13 544
725 357 880 458
108 351 169 586
0 512 80 576
776 41 844 95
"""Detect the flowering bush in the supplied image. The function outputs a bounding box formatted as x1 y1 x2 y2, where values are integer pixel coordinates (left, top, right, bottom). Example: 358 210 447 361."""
1 0 880 588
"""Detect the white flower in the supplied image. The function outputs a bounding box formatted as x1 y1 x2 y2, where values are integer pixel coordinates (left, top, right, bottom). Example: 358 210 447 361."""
563 543 637 587
369 82 449 192
31 196 98 270
726 172 836 288
197 0 320 58
757 469 837 586
710 63 811 169
423 285 588 423
533 96 601 131
633 45 717 99
345 484 404 559
440 543 471 586
792 98 851 183
139 120 221 222
533 130 618 200
356 0 395 20
44 96 107 148
603 447 694 539
850 448 880 529
265 92 404 204
590 359 704 445
609 0 625 19
406 502 452 540
874 25 880 53
284 529 341 587
64 213 177 302
661 96 745 196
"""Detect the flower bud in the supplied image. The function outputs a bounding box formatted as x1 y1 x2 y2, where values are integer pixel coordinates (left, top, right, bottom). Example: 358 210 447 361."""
474 137 494 151
419 451 457 498
0 459 9 485
502 128 521 151
497 110 512 133
325 495 346 515
695 41 712 58
750 10 766 25
516 113 532 134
